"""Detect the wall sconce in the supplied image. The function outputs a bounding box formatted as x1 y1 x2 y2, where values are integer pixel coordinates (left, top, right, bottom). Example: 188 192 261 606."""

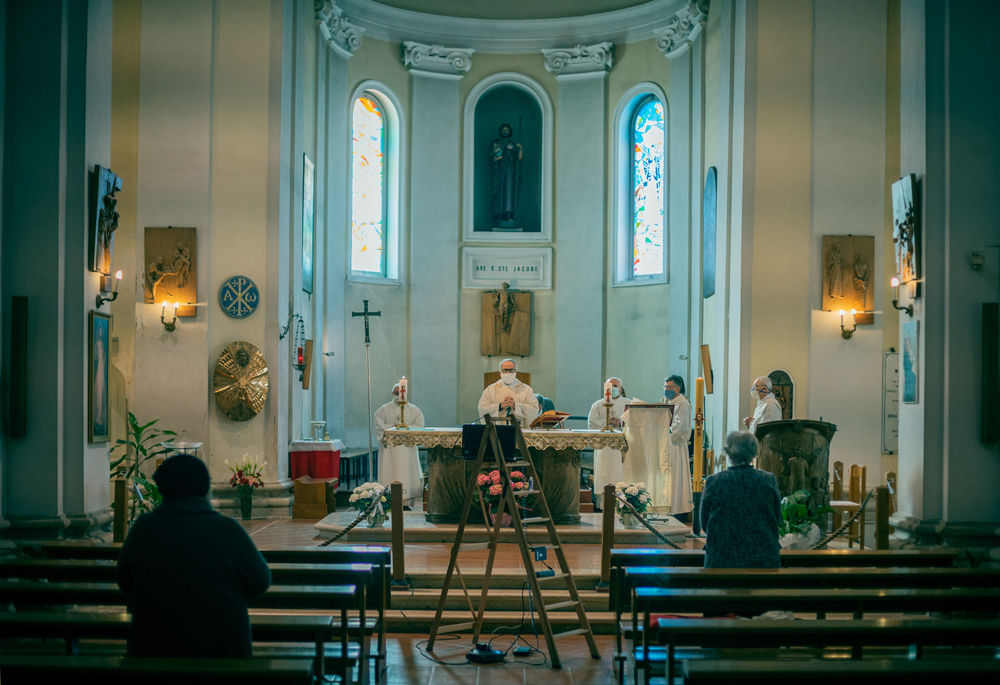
890 277 913 317
839 309 857 339
96 270 123 308
161 301 179 332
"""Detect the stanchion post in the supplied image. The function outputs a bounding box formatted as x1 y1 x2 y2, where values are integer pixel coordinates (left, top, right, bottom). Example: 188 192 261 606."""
113 470 128 543
688 377 706 538
597 483 615 592
390 481 409 590
875 485 890 550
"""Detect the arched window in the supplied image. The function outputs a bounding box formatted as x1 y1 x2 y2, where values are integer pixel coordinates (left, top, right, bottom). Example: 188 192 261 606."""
630 97 665 279
351 94 387 276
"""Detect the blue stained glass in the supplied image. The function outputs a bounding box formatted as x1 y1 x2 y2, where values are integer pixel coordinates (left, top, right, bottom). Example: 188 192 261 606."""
632 100 664 277
352 96 385 274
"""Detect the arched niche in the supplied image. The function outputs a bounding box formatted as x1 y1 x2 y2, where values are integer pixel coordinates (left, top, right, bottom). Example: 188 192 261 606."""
463 73 552 243
768 369 795 420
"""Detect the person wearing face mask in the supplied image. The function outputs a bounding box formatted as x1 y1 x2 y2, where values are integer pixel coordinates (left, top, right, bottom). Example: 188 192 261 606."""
478 358 539 424
661 375 694 520
374 384 425 509
587 377 630 509
743 376 783 434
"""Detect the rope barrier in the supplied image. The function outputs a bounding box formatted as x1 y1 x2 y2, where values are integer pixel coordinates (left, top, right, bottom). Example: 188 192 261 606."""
317 485 385 547
612 491 682 550
809 488 876 550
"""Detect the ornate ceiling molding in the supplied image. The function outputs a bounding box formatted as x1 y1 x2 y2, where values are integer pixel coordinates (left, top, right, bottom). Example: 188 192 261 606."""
337 0 689 54
655 0 709 59
402 42 474 77
542 42 614 77
315 1 366 59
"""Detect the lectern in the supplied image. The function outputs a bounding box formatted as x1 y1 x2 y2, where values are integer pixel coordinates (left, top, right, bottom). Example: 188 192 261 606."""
621 404 675 509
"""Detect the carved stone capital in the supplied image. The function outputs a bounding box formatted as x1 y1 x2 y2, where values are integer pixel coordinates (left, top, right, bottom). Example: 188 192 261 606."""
316 1 365 59
401 41 474 77
655 0 709 59
541 42 614 77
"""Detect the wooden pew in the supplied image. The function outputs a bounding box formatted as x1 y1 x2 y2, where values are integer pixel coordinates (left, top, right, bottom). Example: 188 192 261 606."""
633 586 1000 684
0 654 315 685
674 659 1000 685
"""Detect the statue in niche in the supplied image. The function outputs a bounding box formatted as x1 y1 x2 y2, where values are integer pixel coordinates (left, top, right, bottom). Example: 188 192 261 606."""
490 123 523 228
852 256 869 311
825 241 846 298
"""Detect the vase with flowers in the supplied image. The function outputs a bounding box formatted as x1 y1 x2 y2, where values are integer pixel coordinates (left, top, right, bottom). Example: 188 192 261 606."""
225 455 266 521
349 482 391 527
614 481 650 528
476 469 533 527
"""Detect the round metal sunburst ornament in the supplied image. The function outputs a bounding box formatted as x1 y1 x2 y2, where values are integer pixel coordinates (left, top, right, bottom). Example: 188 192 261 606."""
214 341 268 421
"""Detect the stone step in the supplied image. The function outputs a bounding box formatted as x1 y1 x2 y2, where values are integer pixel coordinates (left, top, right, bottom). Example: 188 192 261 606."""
390 588 608 612
384 609 616 635
404 571 601 590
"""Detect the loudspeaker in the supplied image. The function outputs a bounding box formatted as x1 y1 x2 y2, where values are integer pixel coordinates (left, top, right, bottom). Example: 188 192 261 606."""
9 296 28 438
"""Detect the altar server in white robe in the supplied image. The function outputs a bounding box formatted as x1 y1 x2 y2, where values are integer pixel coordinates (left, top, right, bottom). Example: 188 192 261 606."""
743 375 783 434
478 358 539 424
662 375 693 516
374 384 425 508
588 377 630 510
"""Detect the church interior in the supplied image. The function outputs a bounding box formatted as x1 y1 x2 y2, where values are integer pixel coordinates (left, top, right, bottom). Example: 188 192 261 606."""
1 0 999 682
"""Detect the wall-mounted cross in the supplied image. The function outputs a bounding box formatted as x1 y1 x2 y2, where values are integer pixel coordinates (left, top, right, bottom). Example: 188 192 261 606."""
352 300 381 345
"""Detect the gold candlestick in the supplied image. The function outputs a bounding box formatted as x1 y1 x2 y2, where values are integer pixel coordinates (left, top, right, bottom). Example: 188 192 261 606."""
600 401 614 432
395 399 409 429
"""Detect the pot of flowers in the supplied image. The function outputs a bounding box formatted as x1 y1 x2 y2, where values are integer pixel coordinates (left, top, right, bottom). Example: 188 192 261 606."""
779 489 834 550
614 482 650 528
225 455 265 521
350 482 391 527
476 469 532 527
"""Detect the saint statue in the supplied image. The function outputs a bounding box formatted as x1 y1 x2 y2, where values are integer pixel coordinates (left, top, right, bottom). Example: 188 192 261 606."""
825 242 846 298
490 123 522 227
852 256 869 310
493 282 516 333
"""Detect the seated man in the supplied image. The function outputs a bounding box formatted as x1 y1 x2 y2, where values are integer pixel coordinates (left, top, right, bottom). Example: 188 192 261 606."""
117 454 271 658
374 383 425 508
478 358 538 424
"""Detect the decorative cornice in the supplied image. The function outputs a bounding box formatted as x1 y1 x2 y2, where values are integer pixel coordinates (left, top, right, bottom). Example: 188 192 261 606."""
542 42 614 77
315 1 366 59
402 41 474 77
337 0 689 54
655 0 709 59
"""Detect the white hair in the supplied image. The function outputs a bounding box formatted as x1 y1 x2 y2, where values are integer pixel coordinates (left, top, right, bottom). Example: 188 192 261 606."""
499 358 517 372
755 376 773 391
724 431 759 466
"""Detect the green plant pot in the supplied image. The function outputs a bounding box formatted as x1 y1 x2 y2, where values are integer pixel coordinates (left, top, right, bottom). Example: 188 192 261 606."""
240 494 253 521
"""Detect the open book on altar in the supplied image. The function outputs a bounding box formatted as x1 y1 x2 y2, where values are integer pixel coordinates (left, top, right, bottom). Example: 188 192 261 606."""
529 410 572 428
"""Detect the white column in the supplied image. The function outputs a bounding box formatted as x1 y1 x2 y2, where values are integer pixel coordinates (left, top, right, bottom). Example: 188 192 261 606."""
405 43 473 427
544 44 613 415
667 48 694 387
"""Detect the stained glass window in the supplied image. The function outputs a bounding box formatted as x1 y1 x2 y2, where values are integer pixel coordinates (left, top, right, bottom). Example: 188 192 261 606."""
351 95 386 275
631 98 665 278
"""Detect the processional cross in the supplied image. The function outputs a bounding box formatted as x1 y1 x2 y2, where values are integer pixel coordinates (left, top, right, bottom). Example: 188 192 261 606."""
353 300 381 480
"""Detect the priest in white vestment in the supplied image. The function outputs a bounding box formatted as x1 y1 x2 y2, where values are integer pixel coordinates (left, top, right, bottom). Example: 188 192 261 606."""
477 358 539 424
587 377 630 510
743 376 783 434
662 375 693 517
374 384 425 508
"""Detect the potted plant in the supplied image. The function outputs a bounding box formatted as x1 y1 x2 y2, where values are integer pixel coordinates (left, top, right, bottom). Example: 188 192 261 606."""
349 482 391 527
225 455 266 521
476 469 532 527
110 412 177 522
614 482 651 528
779 489 835 549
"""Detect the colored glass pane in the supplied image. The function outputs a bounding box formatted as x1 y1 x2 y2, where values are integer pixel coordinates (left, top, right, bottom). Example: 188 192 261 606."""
632 99 664 277
351 96 385 274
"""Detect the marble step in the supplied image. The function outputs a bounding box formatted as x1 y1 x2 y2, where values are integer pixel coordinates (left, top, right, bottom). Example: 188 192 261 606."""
390 588 608 613
383 609 615 635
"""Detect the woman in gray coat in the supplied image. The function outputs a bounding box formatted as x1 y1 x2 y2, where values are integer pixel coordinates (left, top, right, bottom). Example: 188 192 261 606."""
699 431 781 568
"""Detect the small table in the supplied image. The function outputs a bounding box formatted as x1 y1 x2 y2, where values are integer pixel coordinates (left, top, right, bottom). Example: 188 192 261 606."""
289 440 345 481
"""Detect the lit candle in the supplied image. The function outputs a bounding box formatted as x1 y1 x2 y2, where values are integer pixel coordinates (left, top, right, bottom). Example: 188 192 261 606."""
399 377 407 401
890 276 900 300
850 308 857 328
115 270 123 281
604 381 612 403
162 301 168 318
296 347 305 366
839 309 845 327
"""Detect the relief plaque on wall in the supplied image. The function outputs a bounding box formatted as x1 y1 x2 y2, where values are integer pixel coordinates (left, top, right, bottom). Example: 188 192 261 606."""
821 235 875 313
481 282 531 357
144 227 197 317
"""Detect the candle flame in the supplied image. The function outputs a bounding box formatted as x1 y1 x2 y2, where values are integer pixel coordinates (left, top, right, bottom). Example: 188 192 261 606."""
839 309 845 316
173 302 179 309
890 277 899 288
162 301 168 308
850 309 857 315
115 270 123 280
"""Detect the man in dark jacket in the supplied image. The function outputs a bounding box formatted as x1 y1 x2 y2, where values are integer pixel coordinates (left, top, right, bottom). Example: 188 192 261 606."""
700 431 781 568
117 454 271 658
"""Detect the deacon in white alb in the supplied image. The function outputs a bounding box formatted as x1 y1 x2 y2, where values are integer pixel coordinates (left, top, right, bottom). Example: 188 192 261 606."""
743 376 783 434
374 384 425 508
477 358 539 424
663 375 693 516
587 377 630 510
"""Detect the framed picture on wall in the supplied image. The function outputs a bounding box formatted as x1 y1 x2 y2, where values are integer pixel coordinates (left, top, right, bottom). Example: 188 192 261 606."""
302 154 315 294
89 311 111 443
902 320 919 404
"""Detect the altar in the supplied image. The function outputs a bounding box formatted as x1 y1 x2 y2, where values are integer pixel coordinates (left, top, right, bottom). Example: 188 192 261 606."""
381 428 627 524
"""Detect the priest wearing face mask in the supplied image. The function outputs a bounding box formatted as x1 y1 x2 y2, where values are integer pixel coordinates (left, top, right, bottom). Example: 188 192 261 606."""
588 377 629 509
662 375 694 519
743 376 783 434
478 358 539 424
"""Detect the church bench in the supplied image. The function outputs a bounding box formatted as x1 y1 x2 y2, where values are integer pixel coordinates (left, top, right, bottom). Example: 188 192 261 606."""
0 654 315 685
632 586 1000 684
640 617 1000 682
664 658 1000 685
0 611 357 682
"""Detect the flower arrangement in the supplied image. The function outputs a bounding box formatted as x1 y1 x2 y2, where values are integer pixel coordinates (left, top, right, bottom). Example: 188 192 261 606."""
614 481 650 527
476 469 532 513
779 489 834 549
349 482 391 514
225 455 266 521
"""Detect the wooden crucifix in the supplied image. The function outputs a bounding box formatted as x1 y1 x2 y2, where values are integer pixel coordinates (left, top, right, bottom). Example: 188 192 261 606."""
352 299 381 480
